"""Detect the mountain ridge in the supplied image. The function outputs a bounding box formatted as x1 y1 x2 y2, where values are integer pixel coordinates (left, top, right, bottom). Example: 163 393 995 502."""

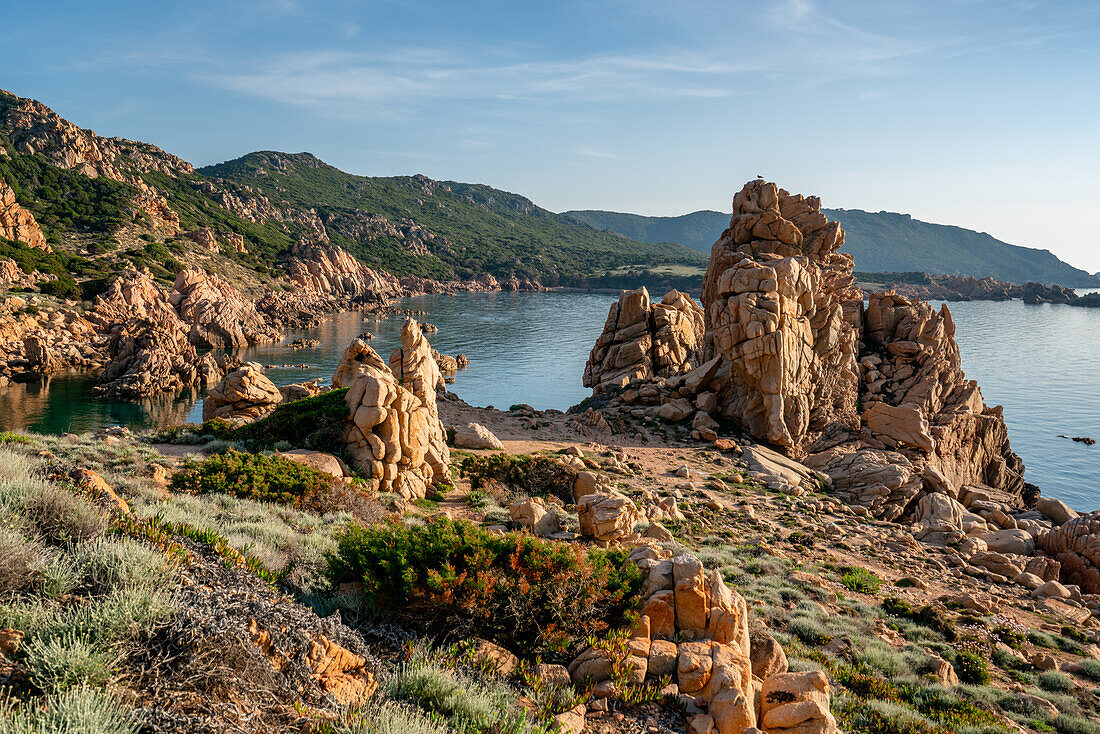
0 88 703 300
564 207 1099 287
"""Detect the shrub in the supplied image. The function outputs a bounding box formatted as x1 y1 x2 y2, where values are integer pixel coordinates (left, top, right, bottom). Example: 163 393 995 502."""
1054 715 1100 734
0 431 34 445
0 528 40 594
840 567 881 594
951 651 989 684
169 450 339 506
388 645 545 734
882 597 955 640
228 389 350 452
71 537 173 594
24 483 107 546
339 701 448 734
24 631 118 692
327 517 641 655
458 453 575 504
1074 658 1100 683
0 684 140 733
1039 671 1074 693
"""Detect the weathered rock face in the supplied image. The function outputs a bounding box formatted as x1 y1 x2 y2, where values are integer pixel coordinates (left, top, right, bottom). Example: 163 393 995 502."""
585 179 1027 519
570 545 762 733
860 291 1025 497
1037 514 1100 594
171 267 281 348
90 270 178 328
287 241 400 302
0 178 49 251
97 317 220 399
701 180 861 452
0 88 193 182
202 364 284 423
583 287 705 392
334 322 449 498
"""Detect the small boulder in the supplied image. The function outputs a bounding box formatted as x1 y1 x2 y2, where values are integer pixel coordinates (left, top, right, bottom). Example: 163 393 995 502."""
452 422 504 450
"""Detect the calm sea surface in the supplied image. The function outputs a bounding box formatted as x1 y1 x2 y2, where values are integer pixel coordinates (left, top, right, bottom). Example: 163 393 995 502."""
1 291 1096 510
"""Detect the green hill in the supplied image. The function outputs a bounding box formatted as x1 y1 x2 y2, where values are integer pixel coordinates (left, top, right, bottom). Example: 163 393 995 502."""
0 88 704 298
199 152 705 283
564 208 1098 287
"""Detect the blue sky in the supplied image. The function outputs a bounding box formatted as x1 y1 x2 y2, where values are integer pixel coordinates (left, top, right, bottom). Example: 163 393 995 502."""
3 0 1099 271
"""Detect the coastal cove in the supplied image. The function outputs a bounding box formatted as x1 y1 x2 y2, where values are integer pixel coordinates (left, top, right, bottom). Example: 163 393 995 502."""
1 290 1097 510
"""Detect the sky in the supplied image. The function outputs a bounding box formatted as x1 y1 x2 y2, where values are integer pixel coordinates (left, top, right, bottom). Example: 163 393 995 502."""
2 1 1099 272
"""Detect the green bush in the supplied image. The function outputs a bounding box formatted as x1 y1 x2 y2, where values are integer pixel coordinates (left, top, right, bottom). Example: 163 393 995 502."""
882 597 956 640
24 484 107 546
458 453 575 503
1038 671 1074 693
0 684 140 733
951 651 989 684
840 567 881 594
1073 658 1100 683
388 645 544 734
0 528 41 594
228 389 350 452
327 517 641 655
169 450 338 506
24 631 118 693
71 537 173 594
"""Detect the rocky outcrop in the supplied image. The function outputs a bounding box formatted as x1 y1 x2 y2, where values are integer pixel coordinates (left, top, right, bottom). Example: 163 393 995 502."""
568 544 783 734
700 180 861 451
584 179 1027 520
863 273 1079 305
583 287 705 392
286 241 400 302
1037 514 1100 594
0 88 193 182
170 267 281 348
202 364 284 423
333 320 450 498
90 270 178 328
96 317 220 399
0 178 48 251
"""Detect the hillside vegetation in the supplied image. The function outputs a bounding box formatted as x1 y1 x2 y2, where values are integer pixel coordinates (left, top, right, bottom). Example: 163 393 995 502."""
200 152 704 283
0 88 702 298
564 208 1098 287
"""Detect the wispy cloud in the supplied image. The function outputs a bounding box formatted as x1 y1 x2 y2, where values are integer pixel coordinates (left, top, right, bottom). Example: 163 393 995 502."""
198 48 759 115
575 146 620 159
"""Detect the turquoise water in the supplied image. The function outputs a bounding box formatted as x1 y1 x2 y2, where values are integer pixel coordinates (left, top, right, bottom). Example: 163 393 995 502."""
0 291 1096 510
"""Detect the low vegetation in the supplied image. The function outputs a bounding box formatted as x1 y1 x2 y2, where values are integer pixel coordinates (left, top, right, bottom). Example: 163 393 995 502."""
326 516 641 656
169 449 339 505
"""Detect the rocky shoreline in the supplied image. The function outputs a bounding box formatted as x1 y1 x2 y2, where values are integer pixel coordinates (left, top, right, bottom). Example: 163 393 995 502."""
857 272 1100 307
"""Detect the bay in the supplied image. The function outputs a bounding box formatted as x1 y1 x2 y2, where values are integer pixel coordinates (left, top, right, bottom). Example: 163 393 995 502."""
0 291 1096 510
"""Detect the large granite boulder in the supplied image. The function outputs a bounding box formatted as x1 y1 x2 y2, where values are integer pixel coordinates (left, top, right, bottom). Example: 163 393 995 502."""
583 287 704 392
334 320 449 499
1037 514 1100 594
202 363 284 423
171 267 281 348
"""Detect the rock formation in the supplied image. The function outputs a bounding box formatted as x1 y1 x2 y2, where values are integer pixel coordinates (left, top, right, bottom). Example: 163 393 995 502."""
700 180 861 451
170 267 281 348
333 320 450 498
583 287 705 392
565 543 817 734
583 179 1027 520
202 363 284 423
0 178 49 251
286 241 400 302
1038 514 1100 594
97 317 220 399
